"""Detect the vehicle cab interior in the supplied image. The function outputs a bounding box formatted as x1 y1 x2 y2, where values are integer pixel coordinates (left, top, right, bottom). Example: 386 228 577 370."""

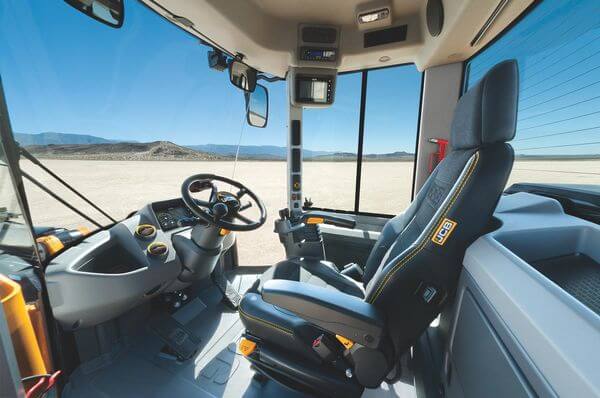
0 0 599 397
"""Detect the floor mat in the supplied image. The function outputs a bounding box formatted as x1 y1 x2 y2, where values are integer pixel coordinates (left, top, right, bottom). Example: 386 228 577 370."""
62 273 303 397
62 271 416 397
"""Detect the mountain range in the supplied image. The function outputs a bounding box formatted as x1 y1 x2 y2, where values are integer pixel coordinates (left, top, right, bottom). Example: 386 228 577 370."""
12 132 600 161
187 144 333 159
15 132 414 161
24 141 223 161
14 132 121 146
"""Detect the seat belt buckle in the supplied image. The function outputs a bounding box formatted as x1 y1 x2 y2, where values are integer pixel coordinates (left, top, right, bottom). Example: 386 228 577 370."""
311 334 339 362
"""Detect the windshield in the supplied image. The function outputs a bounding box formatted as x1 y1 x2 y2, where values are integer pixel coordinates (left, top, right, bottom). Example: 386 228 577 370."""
0 0 287 265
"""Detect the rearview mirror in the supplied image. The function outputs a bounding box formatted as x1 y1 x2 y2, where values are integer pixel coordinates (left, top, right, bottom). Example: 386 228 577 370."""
245 85 268 128
229 60 257 92
64 0 124 28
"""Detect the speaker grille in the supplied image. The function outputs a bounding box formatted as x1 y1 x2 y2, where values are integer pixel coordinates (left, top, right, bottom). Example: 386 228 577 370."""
364 25 407 48
302 27 337 44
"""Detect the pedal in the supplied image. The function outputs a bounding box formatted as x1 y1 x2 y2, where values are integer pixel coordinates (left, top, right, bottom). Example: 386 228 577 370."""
163 290 189 309
212 264 241 309
150 315 201 361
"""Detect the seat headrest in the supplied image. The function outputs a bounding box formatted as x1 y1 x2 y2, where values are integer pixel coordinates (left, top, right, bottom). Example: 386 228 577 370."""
451 60 519 150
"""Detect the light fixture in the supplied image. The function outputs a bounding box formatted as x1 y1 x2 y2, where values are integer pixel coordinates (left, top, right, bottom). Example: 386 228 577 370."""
171 15 194 28
358 8 390 24
379 56 391 62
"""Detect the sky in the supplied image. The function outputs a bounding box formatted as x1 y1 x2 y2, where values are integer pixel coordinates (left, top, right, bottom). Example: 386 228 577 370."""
0 0 421 155
1 0 598 156
466 0 600 156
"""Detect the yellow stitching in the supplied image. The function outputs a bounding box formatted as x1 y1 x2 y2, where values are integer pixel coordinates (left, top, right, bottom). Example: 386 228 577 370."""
238 307 294 335
368 152 479 302
368 152 480 304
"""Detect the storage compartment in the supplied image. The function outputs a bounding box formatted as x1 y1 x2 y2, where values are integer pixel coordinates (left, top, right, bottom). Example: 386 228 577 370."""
496 226 600 316
531 253 600 316
75 244 144 274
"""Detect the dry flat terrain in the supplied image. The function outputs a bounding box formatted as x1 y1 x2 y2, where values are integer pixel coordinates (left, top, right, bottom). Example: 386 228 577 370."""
19 159 600 265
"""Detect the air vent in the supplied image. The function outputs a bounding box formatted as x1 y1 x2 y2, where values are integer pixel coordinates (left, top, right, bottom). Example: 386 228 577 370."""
147 242 169 257
302 26 337 44
364 25 407 48
135 224 157 240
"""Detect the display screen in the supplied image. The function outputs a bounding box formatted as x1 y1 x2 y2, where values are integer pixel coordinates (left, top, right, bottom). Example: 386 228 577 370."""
300 47 337 62
297 77 331 104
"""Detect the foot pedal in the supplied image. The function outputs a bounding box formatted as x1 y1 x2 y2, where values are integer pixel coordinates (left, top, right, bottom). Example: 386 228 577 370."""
212 264 241 309
150 315 200 361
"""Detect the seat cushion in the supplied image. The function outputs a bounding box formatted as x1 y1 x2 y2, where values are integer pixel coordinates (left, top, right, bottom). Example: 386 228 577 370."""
239 292 326 364
250 258 365 299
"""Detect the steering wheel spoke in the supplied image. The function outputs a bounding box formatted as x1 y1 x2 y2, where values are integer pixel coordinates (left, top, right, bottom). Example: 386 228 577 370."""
209 184 219 204
192 198 211 208
234 213 254 224
239 202 253 212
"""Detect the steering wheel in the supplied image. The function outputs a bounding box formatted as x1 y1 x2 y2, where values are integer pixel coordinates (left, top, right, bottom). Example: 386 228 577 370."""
181 174 267 232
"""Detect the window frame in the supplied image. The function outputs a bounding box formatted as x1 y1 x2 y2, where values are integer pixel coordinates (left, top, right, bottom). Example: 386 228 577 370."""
304 62 424 217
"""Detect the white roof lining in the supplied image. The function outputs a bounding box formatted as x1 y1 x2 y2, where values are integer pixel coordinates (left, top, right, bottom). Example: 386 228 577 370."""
141 0 535 77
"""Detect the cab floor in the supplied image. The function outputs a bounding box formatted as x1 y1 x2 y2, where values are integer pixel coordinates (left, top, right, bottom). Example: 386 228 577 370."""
62 268 416 398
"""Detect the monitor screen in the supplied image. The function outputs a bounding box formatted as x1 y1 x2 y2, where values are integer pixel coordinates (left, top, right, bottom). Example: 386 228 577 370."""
296 76 331 104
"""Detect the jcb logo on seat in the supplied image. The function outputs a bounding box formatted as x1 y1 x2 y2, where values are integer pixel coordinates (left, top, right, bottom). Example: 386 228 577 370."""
432 218 457 246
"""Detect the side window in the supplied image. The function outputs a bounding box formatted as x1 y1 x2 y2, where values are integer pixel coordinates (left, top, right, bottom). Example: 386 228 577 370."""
359 66 421 214
303 65 422 215
0 141 38 264
465 0 600 187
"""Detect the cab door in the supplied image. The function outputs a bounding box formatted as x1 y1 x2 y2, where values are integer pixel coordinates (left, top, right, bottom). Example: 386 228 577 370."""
0 78 55 391
300 65 423 266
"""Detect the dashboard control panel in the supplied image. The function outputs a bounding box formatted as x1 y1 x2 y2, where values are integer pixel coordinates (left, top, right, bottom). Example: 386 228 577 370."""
152 199 201 231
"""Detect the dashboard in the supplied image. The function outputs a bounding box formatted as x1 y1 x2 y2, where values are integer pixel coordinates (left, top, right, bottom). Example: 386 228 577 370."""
45 198 233 329
152 198 204 231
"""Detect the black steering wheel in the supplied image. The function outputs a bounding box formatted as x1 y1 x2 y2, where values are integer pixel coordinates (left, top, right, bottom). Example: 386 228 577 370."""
181 174 267 232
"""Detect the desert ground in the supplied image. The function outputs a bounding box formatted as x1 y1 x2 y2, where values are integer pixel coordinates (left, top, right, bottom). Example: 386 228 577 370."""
16 159 600 265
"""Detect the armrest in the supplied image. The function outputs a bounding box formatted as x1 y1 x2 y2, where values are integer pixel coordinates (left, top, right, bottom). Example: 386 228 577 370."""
301 211 356 229
262 280 384 348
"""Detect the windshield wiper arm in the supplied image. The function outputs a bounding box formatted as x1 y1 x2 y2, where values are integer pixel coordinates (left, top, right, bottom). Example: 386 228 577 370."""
0 159 105 229
19 146 117 223
19 169 104 229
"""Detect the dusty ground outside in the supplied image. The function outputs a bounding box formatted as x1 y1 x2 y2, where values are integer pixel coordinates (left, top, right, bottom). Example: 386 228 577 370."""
18 159 600 265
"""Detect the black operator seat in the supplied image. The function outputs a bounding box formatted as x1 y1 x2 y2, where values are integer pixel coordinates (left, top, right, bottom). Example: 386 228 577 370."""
239 60 519 395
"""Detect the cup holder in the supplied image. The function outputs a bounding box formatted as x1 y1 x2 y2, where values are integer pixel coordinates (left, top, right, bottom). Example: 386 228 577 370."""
135 224 157 240
147 242 168 257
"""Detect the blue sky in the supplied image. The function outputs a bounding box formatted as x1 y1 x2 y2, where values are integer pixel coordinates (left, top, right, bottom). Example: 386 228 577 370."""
1 0 598 156
467 0 600 156
0 0 421 154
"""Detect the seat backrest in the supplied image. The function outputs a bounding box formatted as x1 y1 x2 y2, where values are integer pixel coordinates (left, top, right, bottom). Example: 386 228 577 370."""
362 60 519 357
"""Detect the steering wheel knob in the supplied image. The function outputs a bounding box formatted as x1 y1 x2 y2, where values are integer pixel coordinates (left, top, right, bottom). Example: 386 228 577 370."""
212 202 229 219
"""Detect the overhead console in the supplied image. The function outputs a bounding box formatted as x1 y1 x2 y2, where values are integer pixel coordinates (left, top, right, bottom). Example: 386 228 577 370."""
296 24 340 68
291 24 339 108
